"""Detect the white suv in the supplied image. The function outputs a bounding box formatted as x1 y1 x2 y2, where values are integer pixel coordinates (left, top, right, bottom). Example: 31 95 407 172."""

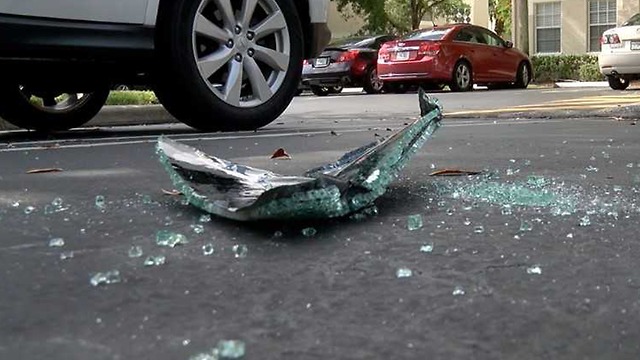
0 0 331 132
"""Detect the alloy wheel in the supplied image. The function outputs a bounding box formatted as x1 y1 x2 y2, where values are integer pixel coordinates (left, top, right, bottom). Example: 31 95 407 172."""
192 0 290 108
371 69 384 92
456 64 470 89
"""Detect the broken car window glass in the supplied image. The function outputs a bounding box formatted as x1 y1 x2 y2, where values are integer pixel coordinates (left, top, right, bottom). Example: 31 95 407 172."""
156 89 443 221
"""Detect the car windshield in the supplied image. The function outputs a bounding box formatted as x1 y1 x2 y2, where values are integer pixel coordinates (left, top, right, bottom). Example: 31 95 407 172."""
623 13 640 26
328 37 376 48
403 28 451 41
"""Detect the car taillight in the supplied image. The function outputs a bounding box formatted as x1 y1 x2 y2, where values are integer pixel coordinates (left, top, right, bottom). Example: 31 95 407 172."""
378 44 391 61
418 42 440 56
303 59 309 65
337 50 359 62
601 33 621 44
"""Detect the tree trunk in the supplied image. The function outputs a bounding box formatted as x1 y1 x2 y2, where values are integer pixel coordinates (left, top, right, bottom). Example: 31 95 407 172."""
512 0 529 54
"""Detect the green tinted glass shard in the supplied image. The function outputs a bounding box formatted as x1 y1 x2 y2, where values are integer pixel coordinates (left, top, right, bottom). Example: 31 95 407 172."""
156 90 443 221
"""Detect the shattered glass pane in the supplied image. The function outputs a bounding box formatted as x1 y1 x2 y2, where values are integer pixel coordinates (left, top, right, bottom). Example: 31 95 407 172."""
90 270 121 287
155 90 443 221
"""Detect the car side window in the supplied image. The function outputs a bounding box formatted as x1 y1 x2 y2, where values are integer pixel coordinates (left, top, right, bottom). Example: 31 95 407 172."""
454 29 474 42
479 29 505 47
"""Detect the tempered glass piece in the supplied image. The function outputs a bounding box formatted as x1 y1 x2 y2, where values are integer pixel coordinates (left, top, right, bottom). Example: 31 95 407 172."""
90 270 121 287
407 214 423 231
156 90 443 221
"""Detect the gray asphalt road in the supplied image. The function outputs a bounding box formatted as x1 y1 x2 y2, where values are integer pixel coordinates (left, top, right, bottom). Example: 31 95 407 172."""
1 94 640 359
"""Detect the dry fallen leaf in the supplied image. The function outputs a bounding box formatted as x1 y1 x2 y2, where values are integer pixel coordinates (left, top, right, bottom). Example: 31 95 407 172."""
429 169 482 177
161 189 183 196
271 148 291 160
26 168 63 174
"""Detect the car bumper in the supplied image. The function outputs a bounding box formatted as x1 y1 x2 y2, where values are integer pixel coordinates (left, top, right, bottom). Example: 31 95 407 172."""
378 58 449 82
599 51 640 75
301 70 351 87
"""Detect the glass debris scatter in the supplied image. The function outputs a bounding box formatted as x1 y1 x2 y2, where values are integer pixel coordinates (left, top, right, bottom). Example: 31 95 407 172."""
396 267 413 278
579 216 591 227
407 214 423 231
144 255 166 267
128 246 144 258
155 230 188 247
155 90 443 221
233 244 248 258
90 270 122 287
191 224 205 234
202 243 215 256
526 265 542 275
217 340 246 359
48 238 65 247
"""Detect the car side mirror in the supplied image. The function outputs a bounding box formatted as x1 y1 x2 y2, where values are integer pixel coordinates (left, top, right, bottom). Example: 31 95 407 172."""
505 40 514 48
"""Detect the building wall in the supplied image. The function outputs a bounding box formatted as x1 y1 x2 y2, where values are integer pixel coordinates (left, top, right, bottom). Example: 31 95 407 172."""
527 0 640 55
327 2 363 39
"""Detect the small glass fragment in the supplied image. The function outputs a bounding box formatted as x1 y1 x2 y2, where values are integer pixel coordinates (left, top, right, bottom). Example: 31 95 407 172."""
191 224 205 234
301 227 317 237
396 267 413 278
627 163 634 168
420 243 434 253
128 246 144 258
452 286 465 296
232 244 248 258
473 225 485 234
155 230 188 247
202 243 215 256
23 206 35 215
579 216 591 227
50 197 62 207
44 205 54 215
217 340 246 359
566 233 574 238
526 265 542 275
463 218 471 226
407 214 423 231
144 255 166 267
48 238 65 247
527 175 547 187
519 220 533 232
95 195 106 210
90 270 121 286
60 251 74 260
11 201 20 208
585 166 599 172
501 205 512 215
199 214 212 223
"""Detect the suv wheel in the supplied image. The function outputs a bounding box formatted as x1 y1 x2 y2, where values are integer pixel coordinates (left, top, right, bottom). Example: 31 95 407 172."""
607 76 630 90
0 84 110 132
154 0 303 132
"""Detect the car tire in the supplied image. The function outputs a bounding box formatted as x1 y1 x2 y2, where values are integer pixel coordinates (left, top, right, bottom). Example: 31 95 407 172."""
153 0 303 132
0 83 110 132
311 86 331 96
607 76 630 90
363 67 384 94
450 61 473 92
514 62 531 89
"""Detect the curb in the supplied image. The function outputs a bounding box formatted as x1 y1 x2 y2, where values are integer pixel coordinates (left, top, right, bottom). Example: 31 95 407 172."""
0 105 178 131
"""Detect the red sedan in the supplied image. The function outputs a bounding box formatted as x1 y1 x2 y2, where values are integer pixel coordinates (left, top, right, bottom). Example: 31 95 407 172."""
378 24 532 92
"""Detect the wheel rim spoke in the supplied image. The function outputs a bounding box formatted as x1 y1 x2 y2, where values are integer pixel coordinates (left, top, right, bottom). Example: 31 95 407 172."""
198 48 235 79
244 57 273 101
239 0 258 29
224 60 244 106
252 11 286 40
195 13 229 42
254 45 289 71
211 0 236 28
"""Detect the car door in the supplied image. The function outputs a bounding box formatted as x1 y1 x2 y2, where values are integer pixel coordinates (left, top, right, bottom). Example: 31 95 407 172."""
0 0 149 24
476 28 519 81
453 28 490 82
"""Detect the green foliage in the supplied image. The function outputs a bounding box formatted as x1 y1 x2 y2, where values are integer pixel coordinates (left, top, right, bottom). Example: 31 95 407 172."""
488 0 511 37
531 55 602 83
106 91 159 106
333 0 470 34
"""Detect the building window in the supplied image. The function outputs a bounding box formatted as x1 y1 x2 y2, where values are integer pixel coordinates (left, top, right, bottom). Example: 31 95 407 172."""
589 0 617 52
535 2 561 53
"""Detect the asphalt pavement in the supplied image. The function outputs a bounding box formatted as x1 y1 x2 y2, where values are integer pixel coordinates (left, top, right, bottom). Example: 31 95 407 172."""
1 92 640 359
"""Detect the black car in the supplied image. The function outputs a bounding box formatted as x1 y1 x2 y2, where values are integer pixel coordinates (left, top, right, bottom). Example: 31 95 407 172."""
301 35 397 96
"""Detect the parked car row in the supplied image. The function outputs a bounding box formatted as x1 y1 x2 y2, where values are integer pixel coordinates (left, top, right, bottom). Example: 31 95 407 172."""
301 23 532 96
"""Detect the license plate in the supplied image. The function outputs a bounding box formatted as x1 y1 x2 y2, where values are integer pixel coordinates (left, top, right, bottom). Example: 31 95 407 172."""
631 41 640 50
314 57 330 67
396 51 410 61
